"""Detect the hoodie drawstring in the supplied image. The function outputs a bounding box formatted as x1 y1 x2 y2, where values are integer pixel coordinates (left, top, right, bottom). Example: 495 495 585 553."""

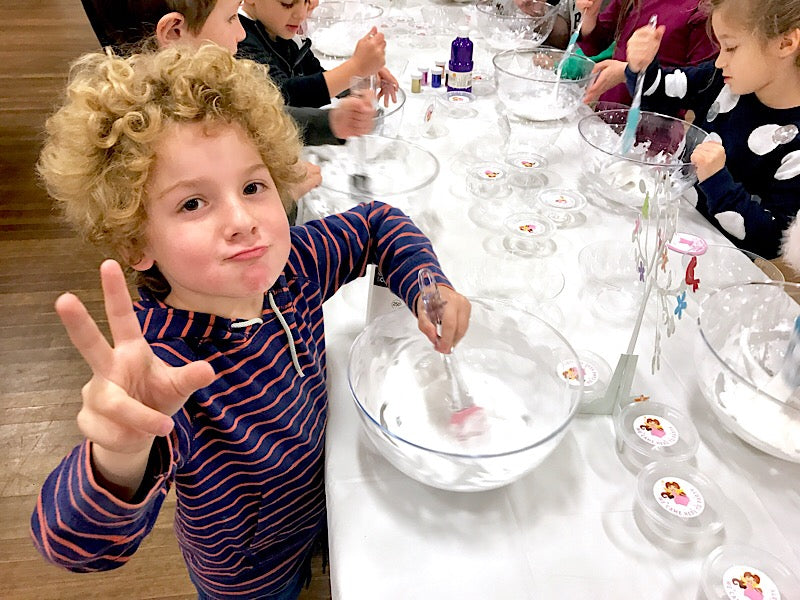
269 292 305 378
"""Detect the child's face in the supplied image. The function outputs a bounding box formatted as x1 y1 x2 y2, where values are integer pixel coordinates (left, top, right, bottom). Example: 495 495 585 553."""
137 121 291 318
712 7 788 98
248 0 309 40
188 0 247 53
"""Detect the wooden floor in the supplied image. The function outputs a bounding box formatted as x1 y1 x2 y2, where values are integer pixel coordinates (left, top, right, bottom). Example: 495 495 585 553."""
0 2 331 598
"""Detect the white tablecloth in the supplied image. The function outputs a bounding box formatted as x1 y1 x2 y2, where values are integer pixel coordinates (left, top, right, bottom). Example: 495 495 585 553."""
306 5 800 598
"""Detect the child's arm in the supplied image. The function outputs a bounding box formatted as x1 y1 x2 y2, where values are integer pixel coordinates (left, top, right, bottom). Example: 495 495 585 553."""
291 202 470 349
576 0 620 57
693 142 798 259
31 260 214 570
624 23 721 116
322 27 387 99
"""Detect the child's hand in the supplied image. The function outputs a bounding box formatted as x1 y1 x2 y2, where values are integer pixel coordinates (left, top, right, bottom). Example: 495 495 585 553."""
376 67 398 106
583 59 626 103
329 94 375 139
56 260 215 461
625 24 665 73
691 140 726 182
351 27 386 77
416 286 471 354
287 160 322 200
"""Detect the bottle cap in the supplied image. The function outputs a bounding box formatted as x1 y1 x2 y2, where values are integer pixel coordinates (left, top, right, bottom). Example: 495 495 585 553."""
458 26 469 37
411 71 422 79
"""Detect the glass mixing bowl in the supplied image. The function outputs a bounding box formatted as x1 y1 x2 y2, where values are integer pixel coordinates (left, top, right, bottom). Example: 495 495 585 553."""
577 109 709 212
695 281 800 463
301 136 440 233
493 48 597 121
348 297 583 491
475 0 559 50
304 1 383 58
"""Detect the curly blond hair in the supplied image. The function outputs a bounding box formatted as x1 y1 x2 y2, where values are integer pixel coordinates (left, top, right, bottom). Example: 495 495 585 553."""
38 43 303 292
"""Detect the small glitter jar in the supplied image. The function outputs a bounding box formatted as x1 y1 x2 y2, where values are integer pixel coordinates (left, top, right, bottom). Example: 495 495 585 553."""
411 71 422 94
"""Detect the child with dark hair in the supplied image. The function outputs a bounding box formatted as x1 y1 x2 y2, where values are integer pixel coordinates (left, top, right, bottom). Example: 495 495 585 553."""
625 0 800 258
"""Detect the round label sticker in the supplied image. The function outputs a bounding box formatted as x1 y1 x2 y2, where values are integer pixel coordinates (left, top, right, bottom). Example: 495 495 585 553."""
633 414 680 447
515 220 545 236
423 103 435 124
666 233 708 256
514 157 542 169
540 190 576 209
652 477 705 518
476 167 503 180
722 565 781 600
449 94 468 103
557 359 598 387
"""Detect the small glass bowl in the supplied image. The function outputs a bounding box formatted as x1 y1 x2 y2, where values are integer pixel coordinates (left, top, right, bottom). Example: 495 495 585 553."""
466 162 511 198
699 545 800 600
635 461 725 545
554 349 612 407
614 401 699 472
502 212 556 257
438 90 477 118
537 187 587 227
505 151 548 188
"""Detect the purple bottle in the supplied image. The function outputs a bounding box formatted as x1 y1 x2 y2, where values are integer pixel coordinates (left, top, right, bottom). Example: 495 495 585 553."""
447 26 473 92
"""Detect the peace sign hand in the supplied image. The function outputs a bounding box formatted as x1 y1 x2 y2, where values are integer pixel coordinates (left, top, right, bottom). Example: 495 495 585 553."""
56 260 215 495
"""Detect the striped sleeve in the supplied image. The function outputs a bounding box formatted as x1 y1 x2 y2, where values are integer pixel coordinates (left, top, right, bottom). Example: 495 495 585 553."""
30 433 177 572
291 201 451 311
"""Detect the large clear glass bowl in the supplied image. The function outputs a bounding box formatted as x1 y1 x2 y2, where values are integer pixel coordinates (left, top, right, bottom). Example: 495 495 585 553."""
475 0 559 50
577 109 709 212
493 48 597 121
304 1 383 58
347 298 583 491
301 136 440 233
695 281 800 463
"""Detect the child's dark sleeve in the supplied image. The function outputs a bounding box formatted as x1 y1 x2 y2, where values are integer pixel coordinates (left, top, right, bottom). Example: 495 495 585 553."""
290 202 451 311
625 60 721 117
30 404 190 571
699 168 798 259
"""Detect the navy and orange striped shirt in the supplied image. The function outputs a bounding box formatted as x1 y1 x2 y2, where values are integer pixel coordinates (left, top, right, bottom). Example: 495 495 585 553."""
31 202 450 598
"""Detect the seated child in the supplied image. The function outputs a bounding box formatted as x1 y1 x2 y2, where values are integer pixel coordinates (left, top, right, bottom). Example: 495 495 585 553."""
624 0 800 259
31 44 470 600
236 0 398 107
80 0 375 147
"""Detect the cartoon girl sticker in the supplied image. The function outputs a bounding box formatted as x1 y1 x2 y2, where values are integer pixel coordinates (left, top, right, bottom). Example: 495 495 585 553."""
661 481 690 506
732 571 763 600
640 417 666 438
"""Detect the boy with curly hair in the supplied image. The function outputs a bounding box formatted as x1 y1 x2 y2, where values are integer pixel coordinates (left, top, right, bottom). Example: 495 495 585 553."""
31 44 470 600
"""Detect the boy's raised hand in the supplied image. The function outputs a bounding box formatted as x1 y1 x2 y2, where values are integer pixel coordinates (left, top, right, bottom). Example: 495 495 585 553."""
351 27 386 78
625 23 665 73
330 94 376 138
56 260 215 458
416 286 471 355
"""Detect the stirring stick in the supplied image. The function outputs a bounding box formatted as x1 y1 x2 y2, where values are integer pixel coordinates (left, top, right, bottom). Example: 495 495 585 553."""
552 11 582 101
619 14 658 155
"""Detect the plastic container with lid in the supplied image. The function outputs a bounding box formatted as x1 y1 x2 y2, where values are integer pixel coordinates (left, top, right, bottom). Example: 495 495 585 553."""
634 461 725 544
700 544 800 600
614 400 699 471
554 349 611 407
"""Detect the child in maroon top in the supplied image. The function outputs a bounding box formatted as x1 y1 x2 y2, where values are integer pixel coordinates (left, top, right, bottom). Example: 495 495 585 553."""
578 0 717 105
